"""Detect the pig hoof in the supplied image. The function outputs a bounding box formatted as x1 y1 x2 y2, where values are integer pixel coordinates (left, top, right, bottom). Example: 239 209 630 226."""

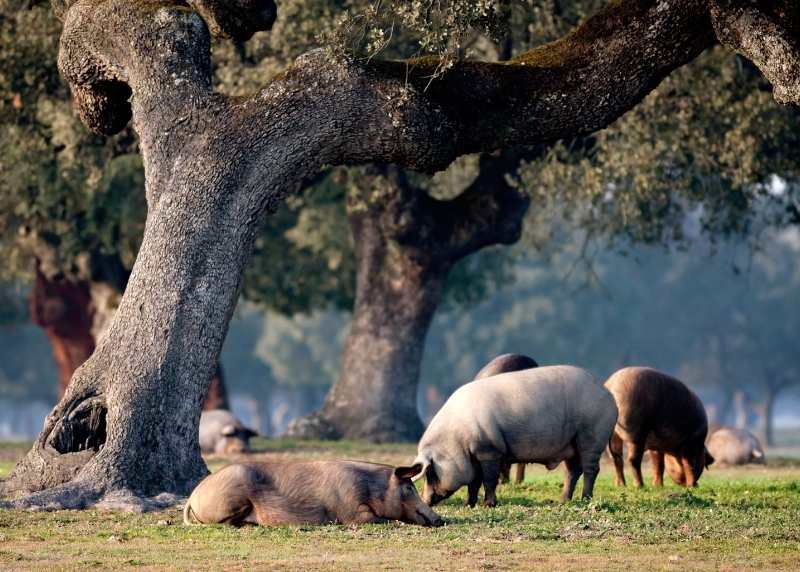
483 499 497 508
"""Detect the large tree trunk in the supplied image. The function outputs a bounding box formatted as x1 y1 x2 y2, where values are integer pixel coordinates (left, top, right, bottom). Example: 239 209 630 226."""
30 258 230 411
3 159 253 507
4 0 795 508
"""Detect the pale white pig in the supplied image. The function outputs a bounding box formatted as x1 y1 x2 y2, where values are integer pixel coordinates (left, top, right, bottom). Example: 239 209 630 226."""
412 365 617 506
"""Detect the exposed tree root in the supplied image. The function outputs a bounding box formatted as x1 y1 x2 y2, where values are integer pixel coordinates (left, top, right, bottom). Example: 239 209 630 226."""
286 408 422 443
285 411 339 440
2 480 184 513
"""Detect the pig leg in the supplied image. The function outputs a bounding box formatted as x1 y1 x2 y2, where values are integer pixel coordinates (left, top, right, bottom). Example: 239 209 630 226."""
680 457 698 487
650 450 665 487
514 463 526 484
467 475 482 507
626 440 646 488
467 458 483 507
499 461 510 485
479 460 502 508
608 432 626 487
561 455 583 502
352 508 389 525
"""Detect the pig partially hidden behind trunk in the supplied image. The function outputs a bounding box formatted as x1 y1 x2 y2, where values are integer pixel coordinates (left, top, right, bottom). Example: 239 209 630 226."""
706 427 765 466
199 409 257 455
183 461 443 527
413 365 618 507
605 367 714 488
473 353 540 485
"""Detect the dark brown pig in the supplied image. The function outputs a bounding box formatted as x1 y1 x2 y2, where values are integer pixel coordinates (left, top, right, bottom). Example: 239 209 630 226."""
605 367 714 488
183 460 443 527
473 353 540 484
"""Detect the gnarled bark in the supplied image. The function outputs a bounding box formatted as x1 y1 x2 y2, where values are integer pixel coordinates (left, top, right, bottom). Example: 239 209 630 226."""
289 153 531 442
4 0 798 509
28 255 230 409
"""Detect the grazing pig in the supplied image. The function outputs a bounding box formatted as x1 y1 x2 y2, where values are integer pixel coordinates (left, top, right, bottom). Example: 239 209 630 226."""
413 365 618 506
183 461 443 527
473 353 540 484
706 427 765 466
605 367 714 488
199 409 257 455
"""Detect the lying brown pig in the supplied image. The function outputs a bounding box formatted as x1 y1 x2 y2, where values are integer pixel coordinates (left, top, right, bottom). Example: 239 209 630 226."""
183 461 444 527
605 367 714 488
199 409 257 455
473 353 540 484
413 365 618 507
706 427 765 466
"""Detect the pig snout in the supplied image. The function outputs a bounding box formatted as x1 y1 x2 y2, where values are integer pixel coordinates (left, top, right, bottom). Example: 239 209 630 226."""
224 438 249 454
411 500 444 527
421 482 452 507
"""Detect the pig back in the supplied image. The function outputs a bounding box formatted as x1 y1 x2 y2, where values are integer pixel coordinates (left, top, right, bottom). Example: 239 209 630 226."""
426 365 616 460
605 367 707 449
473 354 539 380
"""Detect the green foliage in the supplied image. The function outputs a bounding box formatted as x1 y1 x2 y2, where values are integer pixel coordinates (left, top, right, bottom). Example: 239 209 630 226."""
518 48 800 251
0 1 144 281
243 175 356 315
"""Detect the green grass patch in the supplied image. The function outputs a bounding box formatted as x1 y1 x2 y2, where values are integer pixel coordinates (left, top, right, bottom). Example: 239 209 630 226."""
1 441 799 569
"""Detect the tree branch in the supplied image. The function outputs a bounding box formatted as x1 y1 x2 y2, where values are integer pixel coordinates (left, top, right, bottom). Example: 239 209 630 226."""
710 0 800 105
434 149 536 262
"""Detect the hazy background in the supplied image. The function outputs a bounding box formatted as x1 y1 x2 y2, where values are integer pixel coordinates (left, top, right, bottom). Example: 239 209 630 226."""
3 228 798 443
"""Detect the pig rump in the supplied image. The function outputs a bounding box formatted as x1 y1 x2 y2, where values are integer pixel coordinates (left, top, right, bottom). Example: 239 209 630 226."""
605 367 714 488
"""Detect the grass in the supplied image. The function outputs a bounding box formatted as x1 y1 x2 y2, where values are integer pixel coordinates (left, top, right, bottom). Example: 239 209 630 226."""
1 439 799 570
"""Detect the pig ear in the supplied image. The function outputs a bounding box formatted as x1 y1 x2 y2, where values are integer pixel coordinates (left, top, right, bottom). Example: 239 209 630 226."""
410 458 431 482
394 463 423 480
704 448 715 468
242 427 258 438
221 424 237 437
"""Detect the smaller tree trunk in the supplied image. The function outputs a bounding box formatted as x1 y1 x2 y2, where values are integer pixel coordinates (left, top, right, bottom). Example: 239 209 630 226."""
29 263 95 397
755 389 777 447
289 156 530 442
288 199 448 442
